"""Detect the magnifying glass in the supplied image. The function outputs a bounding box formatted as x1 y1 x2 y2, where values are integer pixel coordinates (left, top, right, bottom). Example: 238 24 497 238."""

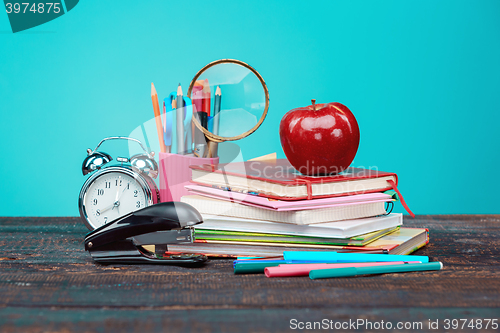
187 59 270 158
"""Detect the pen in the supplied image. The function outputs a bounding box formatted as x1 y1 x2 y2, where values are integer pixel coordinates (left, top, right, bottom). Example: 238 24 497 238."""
183 96 193 154
163 98 173 154
176 84 185 154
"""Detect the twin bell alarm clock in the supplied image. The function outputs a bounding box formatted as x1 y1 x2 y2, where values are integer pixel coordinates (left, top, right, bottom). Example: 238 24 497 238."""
78 136 160 230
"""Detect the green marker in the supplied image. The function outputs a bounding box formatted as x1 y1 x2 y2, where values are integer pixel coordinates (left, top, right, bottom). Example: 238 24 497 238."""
309 262 443 280
234 262 282 274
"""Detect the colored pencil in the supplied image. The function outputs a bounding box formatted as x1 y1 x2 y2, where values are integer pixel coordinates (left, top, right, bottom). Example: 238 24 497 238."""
201 80 210 131
213 86 221 135
151 83 166 153
207 85 221 158
191 83 203 155
202 78 211 116
193 81 209 157
192 84 203 116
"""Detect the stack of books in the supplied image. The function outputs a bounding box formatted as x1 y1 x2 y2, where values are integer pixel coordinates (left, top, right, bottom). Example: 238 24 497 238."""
171 159 427 257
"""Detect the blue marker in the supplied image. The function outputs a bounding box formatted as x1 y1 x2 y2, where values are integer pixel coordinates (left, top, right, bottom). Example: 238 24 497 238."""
283 251 429 263
163 97 174 153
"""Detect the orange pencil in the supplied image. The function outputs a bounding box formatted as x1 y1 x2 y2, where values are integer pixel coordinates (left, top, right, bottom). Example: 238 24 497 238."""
151 83 166 153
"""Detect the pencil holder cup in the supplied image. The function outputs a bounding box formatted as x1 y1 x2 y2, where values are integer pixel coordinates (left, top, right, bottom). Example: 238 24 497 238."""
159 152 219 202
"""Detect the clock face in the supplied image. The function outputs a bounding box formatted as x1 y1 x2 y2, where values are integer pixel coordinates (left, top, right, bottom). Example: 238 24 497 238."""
82 170 148 229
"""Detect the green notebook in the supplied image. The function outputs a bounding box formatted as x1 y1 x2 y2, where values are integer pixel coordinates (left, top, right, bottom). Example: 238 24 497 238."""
195 226 399 247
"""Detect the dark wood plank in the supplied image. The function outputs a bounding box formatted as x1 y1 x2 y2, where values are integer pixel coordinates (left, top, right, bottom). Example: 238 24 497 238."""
1 215 499 332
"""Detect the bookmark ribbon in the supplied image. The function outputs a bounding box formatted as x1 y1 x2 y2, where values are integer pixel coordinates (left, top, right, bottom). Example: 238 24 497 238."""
297 177 415 218
387 180 415 218
297 179 313 200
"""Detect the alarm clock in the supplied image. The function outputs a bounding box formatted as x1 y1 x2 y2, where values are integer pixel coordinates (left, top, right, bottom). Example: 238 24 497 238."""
79 136 160 230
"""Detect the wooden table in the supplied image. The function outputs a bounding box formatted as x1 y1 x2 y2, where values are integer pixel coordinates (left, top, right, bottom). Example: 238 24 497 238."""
1 215 499 332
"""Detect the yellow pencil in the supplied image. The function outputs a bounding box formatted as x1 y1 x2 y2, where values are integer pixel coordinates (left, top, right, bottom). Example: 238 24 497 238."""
151 83 166 153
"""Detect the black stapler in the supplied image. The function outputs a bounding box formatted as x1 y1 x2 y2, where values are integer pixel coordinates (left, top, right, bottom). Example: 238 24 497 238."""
84 202 208 265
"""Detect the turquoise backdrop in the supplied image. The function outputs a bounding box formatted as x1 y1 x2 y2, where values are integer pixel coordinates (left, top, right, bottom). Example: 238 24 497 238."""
1 0 499 216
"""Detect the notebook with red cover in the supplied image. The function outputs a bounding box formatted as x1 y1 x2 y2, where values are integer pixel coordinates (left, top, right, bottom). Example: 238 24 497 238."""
190 159 396 200
189 159 415 217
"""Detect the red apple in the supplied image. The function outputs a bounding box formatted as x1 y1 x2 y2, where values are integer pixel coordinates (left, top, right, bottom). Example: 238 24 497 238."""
279 100 360 176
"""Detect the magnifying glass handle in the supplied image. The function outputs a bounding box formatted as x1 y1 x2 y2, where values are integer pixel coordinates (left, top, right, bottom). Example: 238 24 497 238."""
207 141 218 158
193 111 209 157
194 144 206 158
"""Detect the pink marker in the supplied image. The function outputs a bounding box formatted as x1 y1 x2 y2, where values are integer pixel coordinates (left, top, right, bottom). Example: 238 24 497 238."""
264 261 421 278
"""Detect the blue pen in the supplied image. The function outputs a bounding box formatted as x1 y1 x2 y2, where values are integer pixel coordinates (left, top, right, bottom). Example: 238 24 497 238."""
168 91 193 154
183 96 193 153
163 97 174 153
283 251 429 263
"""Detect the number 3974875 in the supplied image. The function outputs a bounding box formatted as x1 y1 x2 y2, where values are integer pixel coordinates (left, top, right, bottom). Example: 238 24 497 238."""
5 3 61 14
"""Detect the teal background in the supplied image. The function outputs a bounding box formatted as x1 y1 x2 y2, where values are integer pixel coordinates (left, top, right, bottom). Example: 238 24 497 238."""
1 0 499 216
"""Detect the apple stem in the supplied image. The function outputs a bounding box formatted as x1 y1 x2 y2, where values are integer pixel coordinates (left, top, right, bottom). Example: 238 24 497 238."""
311 99 316 110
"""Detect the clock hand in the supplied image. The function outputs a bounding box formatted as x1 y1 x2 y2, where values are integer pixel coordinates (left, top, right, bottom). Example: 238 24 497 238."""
117 185 128 202
112 176 129 211
115 186 130 215
113 184 130 214
103 181 122 213
113 176 121 206
100 202 116 214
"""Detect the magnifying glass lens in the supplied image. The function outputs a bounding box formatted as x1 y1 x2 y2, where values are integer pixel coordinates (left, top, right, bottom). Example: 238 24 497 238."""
190 62 268 140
